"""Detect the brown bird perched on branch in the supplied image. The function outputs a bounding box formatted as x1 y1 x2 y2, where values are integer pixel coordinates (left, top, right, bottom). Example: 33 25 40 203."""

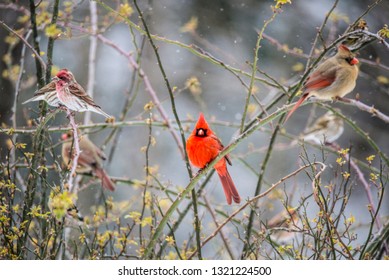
300 110 344 145
61 132 115 191
285 44 359 122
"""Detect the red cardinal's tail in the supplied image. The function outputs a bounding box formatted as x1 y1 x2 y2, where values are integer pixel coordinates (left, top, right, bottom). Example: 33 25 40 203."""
95 168 115 191
285 93 309 123
216 167 241 205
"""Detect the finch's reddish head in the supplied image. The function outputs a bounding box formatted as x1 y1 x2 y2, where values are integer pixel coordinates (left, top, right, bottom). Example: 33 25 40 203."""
193 113 212 137
56 69 73 83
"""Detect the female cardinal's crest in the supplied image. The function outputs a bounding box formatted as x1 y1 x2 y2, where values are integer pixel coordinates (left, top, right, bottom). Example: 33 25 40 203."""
338 44 351 52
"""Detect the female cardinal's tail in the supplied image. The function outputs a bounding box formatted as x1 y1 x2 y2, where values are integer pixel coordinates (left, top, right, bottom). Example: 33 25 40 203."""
95 168 115 191
285 93 309 123
216 167 241 205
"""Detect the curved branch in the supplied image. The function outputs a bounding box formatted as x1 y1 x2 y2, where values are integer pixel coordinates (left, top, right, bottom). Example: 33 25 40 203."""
337 97 389 123
0 20 46 72
188 162 327 259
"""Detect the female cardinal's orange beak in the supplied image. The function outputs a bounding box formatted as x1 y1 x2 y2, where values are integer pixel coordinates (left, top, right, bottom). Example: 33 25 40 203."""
350 57 359 65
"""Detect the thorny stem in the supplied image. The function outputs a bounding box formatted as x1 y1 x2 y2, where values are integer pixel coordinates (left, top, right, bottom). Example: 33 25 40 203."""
105 31 146 163
306 0 339 68
16 0 48 258
45 0 59 83
188 162 327 259
95 0 280 88
67 110 80 192
61 22 185 160
359 161 387 259
142 102 307 259
40 0 60 258
84 1 98 125
203 196 235 259
0 20 46 73
240 11 278 133
139 111 153 247
133 0 202 259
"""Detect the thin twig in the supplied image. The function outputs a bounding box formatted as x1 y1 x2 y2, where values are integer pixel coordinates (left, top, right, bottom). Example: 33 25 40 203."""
0 20 46 73
66 110 80 192
133 0 202 259
11 30 31 170
188 162 327 259
240 11 278 133
142 101 311 259
62 22 185 159
203 196 235 259
84 1 98 125
337 97 389 123
306 0 339 68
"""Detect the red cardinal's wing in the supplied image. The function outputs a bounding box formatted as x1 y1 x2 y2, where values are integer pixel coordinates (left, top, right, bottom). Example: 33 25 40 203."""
210 134 232 165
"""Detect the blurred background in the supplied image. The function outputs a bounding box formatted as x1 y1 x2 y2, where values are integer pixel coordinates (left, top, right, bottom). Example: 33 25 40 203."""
0 0 388 259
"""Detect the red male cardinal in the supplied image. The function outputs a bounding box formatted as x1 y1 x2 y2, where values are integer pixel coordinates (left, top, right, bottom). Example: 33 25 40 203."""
186 113 241 204
62 132 115 191
285 44 359 121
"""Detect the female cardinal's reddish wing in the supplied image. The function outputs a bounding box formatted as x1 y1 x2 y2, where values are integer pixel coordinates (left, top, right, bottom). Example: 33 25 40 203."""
77 149 98 169
286 69 337 121
303 68 336 93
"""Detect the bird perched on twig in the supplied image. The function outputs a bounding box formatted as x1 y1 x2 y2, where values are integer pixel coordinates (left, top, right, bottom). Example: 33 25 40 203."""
24 68 112 119
300 110 344 145
61 132 115 191
265 207 301 243
285 44 359 122
186 113 240 205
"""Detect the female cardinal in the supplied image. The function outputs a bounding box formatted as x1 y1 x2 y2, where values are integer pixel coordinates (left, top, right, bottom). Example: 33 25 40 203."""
24 69 112 119
61 132 115 191
186 113 241 204
285 44 359 121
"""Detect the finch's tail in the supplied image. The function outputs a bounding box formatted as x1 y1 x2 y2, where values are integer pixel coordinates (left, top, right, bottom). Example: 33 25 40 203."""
22 95 45 104
90 106 113 119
